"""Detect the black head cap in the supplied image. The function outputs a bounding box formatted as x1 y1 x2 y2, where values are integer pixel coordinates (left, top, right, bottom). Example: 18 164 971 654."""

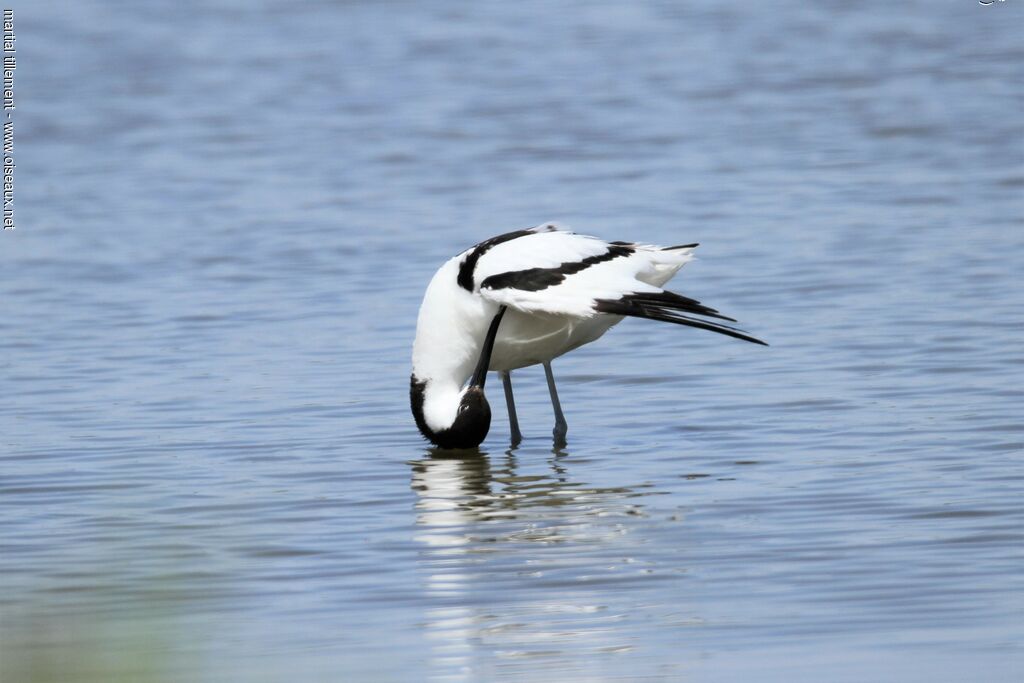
411 377 492 449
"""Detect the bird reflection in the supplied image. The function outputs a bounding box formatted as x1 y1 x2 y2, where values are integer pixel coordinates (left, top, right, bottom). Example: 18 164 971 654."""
409 446 650 680
410 447 636 527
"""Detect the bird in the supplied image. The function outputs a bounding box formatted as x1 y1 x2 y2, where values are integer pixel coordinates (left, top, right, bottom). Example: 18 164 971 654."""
410 223 766 449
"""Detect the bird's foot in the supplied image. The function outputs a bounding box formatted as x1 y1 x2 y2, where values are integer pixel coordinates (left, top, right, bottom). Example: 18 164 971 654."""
552 421 567 448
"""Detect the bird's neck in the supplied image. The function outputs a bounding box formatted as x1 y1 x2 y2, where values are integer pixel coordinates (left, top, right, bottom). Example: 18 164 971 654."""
411 257 496 389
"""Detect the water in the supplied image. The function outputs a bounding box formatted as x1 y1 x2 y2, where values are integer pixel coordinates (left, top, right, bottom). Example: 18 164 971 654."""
2 1 1022 681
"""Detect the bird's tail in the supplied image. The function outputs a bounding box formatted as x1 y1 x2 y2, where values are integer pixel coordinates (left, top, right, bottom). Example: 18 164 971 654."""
634 243 697 288
593 290 768 346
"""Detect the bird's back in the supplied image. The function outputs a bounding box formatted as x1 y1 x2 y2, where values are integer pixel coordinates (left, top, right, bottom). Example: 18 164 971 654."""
448 225 698 371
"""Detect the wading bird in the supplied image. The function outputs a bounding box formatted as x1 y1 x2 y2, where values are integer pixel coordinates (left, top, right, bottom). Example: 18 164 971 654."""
411 223 766 449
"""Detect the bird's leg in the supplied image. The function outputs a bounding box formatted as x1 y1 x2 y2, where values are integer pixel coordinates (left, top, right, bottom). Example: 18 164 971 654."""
500 370 522 446
543 361 568 446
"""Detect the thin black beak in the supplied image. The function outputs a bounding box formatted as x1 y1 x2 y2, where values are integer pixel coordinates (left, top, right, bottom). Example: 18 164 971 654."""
469 306 507 389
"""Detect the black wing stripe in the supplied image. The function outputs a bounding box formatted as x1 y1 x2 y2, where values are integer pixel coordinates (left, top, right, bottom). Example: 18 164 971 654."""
481 245 635 293
457 228 537 292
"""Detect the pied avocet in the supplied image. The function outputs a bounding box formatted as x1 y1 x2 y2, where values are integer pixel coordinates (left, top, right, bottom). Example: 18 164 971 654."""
411 223 765 449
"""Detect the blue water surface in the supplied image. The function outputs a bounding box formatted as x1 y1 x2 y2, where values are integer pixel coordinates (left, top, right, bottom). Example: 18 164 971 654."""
2 1 1022 681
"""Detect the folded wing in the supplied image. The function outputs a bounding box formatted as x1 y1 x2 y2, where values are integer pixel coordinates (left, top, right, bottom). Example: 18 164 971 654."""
469 224 765 346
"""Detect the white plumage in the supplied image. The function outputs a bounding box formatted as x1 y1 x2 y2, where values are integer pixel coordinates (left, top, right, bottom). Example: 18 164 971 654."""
411 222 764 449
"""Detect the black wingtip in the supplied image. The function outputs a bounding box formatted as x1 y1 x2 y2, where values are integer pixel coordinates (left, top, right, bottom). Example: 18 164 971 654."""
594 292 767 346
665 242 699 250
619 291 736 322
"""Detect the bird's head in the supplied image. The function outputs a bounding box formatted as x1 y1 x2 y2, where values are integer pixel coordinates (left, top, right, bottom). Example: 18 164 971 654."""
410 377 492 449
410 306 507 450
